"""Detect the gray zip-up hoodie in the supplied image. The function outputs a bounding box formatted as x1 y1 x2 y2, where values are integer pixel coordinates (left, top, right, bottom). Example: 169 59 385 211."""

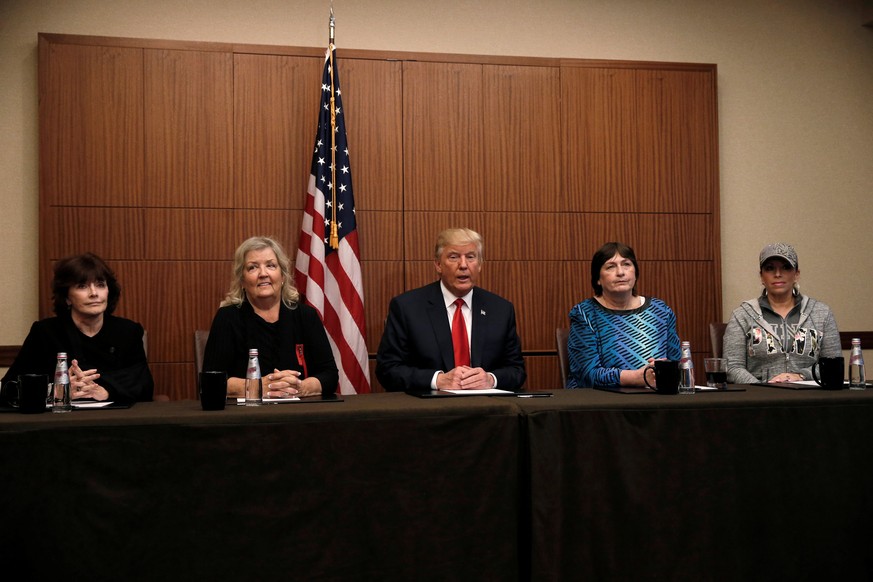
724 295 841 384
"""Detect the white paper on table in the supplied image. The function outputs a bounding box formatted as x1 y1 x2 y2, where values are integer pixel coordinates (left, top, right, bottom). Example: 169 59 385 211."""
235 397 300 404
72 401 114 408
442 388 514 395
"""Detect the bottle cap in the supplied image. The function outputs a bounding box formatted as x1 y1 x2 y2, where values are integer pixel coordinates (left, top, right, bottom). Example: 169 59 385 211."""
57 352 67 358
248 348 258 356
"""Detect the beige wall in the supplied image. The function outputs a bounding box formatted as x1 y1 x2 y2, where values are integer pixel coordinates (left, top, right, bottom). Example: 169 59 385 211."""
2 0 872 360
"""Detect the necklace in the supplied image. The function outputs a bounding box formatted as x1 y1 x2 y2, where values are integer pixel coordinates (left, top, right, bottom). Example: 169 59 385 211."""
598 295 642 311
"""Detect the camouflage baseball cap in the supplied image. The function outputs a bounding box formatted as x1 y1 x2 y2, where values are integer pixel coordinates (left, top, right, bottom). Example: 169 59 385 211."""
759 243 798 269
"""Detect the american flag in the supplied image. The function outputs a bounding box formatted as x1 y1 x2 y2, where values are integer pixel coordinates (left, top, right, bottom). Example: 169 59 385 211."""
295 45 370 394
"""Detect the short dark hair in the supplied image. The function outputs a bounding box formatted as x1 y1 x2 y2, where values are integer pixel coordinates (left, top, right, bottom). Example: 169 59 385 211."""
52 253 121 315
591 242 639 296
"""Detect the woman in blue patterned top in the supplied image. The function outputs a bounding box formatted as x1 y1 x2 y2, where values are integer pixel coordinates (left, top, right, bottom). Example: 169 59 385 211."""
567 242 681 388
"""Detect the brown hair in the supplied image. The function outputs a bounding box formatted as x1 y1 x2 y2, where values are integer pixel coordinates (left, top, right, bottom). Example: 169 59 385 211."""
591 242 639 296
52 253 121 315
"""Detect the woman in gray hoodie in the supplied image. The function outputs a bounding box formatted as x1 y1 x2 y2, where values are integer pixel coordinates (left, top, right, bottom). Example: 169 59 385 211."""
724 243 841 384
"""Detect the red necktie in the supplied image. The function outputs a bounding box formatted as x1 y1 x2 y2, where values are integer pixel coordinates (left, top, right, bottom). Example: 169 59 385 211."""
452 298 470 367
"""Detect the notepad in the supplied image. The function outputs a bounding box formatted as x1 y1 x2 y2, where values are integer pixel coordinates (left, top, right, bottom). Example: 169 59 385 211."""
235 397 300 404
72 401 114 408
441 388 514 395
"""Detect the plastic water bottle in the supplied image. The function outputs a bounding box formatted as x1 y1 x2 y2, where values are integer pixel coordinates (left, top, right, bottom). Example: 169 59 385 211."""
849 338 866 390
679 341 695 395
52 352 72 413
245 348 263 406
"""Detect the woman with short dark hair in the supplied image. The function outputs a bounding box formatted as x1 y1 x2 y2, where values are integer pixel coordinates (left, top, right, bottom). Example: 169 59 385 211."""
566 242 681 388
2 253 153 404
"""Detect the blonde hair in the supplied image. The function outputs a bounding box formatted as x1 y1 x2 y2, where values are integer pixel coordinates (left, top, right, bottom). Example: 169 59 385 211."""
434 228 484 261
221 236 300 309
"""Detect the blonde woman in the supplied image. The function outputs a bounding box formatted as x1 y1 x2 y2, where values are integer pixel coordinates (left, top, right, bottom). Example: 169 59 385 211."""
203 236 338 397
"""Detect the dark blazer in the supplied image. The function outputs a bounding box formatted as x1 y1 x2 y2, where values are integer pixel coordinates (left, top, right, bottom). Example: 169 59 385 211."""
376 281 526 392
203 300 339 396
1 315 154 403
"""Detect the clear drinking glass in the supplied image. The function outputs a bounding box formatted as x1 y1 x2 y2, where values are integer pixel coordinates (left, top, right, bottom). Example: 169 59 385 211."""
704 358 727 389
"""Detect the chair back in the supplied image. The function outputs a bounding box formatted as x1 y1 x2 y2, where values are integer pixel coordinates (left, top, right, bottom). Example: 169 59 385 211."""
556 327 570 387
143 330 171 401
194 330 210 380
709 322 727 358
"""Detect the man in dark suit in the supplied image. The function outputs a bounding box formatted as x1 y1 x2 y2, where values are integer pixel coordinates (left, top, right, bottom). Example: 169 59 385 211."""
376 228 526 392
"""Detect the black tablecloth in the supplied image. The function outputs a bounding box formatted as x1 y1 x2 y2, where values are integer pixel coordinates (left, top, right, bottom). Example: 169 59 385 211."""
3 387 873 581
516 386 873 581
0 394 521 582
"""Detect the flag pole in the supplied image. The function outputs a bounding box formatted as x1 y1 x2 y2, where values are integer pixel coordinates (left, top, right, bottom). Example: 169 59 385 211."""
328 6 339 250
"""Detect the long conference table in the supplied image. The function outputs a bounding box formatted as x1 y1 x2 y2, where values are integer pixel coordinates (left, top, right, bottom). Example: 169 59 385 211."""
2 386 873 581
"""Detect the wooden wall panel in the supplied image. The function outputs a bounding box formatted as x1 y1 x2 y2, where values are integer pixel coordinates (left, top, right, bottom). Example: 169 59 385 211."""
489 261 583 351
119 261 229 363
143 209 236 260
401 214 611 264
403 212 491 260
402 212 712 264
483 213 570 260
563 67 718 214
234 54 321 210
150 363 196 401
39 34 720 398
40 43 144 207
356 210 403 261
636 70 716 213
340 59 404 211
360 260 403 362
525 355 563 391
562 213 714 261
44 207 145 260
144 49 233 208
563 68 639 212
232 209 300 252
355 208 405 363
644 261 718 350
483 65 562 212
403 62 484 210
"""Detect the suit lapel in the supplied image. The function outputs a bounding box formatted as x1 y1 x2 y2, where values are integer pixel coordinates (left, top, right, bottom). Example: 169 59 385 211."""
425 282 455 370
470 289 486 368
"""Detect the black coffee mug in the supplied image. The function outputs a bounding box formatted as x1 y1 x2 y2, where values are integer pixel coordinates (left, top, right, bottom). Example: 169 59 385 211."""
11 374 50 414
199 371 228 411
812 356 845 390
643 360 680 394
